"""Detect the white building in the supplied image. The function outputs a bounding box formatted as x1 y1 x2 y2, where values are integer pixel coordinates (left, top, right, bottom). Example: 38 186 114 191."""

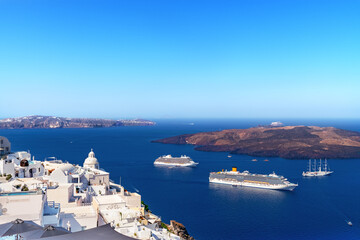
0 151 45 178
0 178 46 192
45 159 109 199
0 158 14 177
59 204 98 232
0 190 60 227
0 137 10 156
0 145 183 240
0 136 45 178
270 121 284 127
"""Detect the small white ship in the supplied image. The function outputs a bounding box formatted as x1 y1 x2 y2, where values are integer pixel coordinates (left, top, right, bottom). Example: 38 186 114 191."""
302 159 333 177
154 155 198 167
209 167 298 191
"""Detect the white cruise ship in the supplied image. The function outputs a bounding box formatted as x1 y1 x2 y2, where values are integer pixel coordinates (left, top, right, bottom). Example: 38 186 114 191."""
209 167 298 191
154 155 198 167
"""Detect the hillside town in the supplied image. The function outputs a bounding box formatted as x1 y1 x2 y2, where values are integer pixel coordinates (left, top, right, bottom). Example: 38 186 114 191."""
0 136 190 240
0 116 156 129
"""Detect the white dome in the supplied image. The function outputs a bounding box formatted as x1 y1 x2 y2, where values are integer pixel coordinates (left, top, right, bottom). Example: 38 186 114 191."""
59 163 76 173
84 149 99 169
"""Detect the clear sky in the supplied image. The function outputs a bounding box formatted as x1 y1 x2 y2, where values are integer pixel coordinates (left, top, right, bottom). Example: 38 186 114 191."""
0 0 359 119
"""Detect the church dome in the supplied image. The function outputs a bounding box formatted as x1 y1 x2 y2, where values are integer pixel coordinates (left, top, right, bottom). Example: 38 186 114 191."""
83 149 99 169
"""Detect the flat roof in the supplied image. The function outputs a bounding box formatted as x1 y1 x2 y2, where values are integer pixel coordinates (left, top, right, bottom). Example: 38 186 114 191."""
40 224 136 240
94 194 125 205
61 206 97 217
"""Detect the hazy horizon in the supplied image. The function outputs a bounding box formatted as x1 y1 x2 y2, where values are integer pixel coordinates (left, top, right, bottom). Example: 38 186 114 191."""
1 0 359 119
1 115 360 121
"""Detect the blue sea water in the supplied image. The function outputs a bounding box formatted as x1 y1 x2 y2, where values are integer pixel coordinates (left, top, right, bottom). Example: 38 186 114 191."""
1 119 360 240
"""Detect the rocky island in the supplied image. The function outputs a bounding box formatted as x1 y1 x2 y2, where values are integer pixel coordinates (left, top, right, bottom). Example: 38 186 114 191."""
0 115 155 129
153 125 360 159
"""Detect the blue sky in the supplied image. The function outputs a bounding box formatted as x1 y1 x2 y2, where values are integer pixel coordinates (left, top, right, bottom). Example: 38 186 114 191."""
0 0 359 119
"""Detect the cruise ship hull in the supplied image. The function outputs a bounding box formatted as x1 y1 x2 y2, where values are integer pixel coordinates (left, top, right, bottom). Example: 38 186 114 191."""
209 178 298 191
154 155 198 167
154 162 198 167
302 171 333 177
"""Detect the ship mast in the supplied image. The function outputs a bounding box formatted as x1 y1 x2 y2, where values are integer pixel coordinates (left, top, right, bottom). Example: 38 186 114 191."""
319 159 322 173
313 159 316 172
325 159 328 172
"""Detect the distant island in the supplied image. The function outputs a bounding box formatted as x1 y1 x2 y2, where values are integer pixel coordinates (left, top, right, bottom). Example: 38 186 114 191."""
153 125 360 159
0 115 155 129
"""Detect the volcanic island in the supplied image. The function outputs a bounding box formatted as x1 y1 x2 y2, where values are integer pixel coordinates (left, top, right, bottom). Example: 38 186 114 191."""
152 125 360 159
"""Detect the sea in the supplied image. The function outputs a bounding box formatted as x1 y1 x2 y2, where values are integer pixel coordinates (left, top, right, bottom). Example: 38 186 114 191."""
1 119 360 240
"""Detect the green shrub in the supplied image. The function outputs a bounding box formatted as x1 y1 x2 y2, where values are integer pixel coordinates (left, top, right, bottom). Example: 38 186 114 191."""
160 222 169 231
141 201 150 212
6 174 12 181
21 184 29 191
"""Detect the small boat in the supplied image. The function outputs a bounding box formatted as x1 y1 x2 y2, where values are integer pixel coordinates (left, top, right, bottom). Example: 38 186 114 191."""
347 221 353 226
227 155 232 158
251 159 257 162
264 159 269 162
